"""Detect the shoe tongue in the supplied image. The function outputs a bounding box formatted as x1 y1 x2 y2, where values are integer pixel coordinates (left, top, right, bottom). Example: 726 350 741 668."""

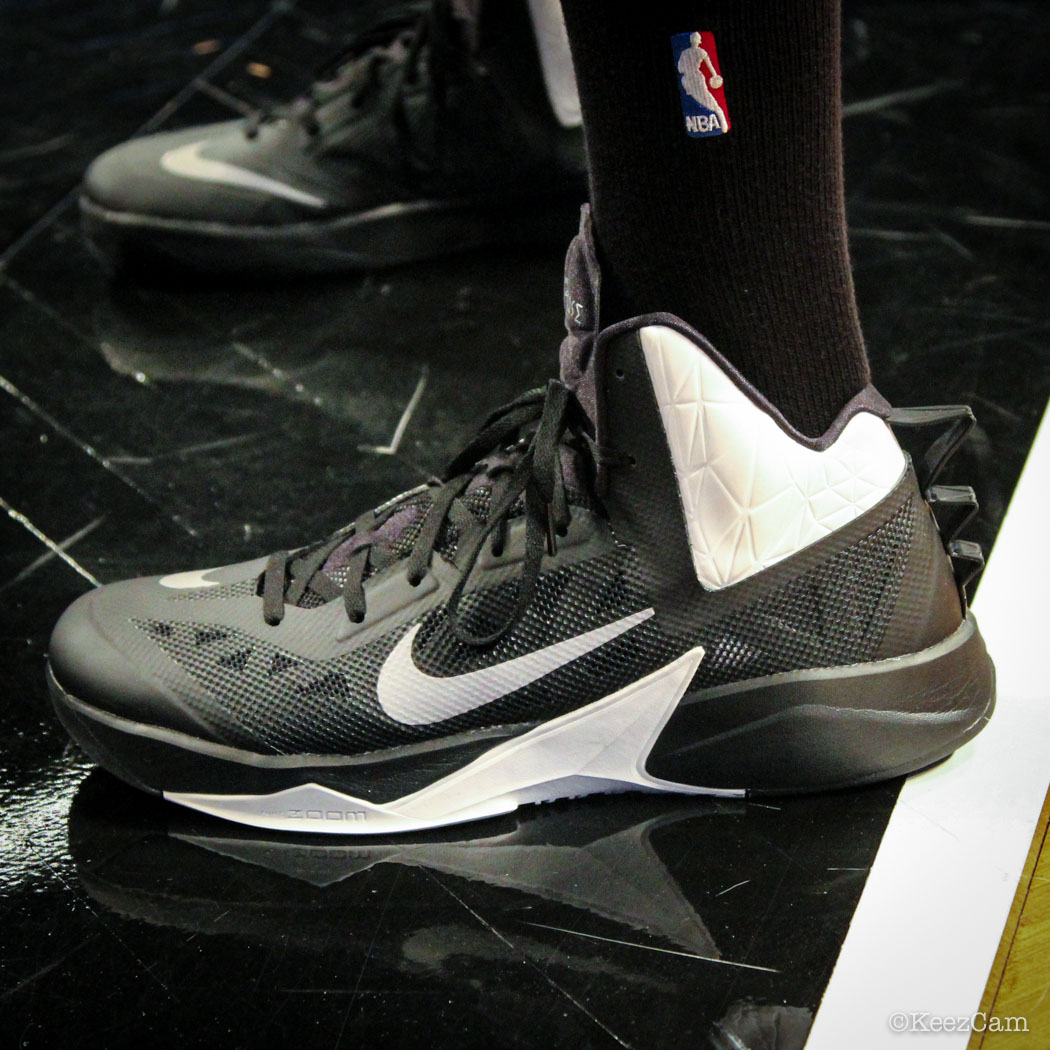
559 205 602 438
321 491 435 578
317 444 592 588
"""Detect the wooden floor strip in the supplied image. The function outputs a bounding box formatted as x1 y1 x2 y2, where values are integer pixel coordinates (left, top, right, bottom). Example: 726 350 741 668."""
969 785 1050 1049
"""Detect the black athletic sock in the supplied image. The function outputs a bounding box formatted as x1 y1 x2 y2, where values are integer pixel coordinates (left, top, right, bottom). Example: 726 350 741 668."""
558 0 870 437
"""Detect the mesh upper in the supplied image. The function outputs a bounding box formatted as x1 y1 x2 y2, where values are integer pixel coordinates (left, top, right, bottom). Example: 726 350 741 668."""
131 489 924 756
687 497 915 690
168 580 258 601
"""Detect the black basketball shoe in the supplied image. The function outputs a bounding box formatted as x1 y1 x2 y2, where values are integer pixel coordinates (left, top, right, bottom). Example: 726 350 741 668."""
48 208 995 834
79 1 586 275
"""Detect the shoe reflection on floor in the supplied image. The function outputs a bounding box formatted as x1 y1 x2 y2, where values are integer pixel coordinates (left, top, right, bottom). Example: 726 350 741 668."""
68 770 892 1049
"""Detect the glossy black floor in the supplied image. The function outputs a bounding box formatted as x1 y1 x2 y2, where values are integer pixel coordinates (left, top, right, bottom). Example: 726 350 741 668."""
2 2 1048 1048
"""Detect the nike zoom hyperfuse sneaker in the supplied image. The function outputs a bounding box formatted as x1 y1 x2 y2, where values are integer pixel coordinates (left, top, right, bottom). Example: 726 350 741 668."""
48 209 995 834
80 1 586 274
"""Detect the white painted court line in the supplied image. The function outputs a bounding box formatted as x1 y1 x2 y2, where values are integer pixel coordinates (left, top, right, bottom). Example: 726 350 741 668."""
808 398 1050 1049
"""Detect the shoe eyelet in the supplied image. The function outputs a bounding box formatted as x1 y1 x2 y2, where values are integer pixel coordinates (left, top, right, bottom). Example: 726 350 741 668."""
614 367 626 380
407 573 423 588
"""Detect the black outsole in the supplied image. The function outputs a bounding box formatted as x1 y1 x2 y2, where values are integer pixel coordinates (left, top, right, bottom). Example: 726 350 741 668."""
48 613 995 812
79 192 584 276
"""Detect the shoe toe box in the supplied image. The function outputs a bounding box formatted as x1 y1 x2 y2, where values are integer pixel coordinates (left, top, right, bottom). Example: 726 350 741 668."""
48 559 268 743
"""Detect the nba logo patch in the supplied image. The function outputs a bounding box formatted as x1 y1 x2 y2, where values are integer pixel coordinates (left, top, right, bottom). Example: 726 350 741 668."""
670 31 730 138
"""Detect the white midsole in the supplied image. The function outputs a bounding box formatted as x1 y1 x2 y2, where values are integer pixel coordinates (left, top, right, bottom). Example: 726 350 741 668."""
166 645 743 835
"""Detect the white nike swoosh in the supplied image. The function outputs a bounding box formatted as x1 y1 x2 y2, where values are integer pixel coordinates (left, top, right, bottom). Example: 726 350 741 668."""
159 568 221 590
377 608 655 725
159 141 327 209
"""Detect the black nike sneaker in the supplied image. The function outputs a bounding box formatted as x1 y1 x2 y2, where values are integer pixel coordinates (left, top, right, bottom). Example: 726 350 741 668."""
48 208 995 835
79 1 586 275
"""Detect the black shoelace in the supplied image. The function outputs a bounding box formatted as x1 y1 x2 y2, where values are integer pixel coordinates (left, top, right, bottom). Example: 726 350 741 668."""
244 6 462 165
261 380 581 647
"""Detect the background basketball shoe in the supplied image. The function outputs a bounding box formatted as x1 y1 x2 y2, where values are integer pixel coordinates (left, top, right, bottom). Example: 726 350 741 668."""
79 1 586 274
47 208 995 834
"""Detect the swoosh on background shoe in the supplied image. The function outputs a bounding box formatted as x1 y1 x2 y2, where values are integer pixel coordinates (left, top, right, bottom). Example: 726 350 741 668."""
159 142 328 209
377 608 655 725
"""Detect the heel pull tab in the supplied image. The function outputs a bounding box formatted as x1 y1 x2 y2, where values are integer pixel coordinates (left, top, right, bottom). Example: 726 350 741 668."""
889 405 984 605
948 539 985 604
887 405 975 491
927 484 979 543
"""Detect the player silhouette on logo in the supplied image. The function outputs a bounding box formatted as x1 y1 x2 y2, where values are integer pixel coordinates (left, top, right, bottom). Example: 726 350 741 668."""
677 31 728 132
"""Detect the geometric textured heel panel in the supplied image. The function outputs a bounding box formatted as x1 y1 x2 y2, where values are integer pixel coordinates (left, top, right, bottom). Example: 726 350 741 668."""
640 325 906 590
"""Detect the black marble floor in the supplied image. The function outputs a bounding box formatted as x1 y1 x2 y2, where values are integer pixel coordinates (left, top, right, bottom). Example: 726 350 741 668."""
1 2 1048 1048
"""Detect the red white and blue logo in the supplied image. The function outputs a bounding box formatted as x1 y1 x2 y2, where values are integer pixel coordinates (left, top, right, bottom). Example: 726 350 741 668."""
670 31 730 138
